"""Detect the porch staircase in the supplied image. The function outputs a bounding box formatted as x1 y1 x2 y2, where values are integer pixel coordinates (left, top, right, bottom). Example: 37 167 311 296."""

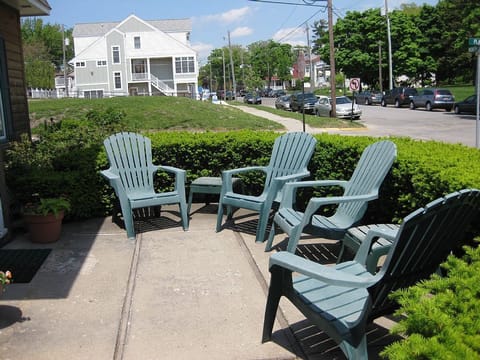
151 74 175 96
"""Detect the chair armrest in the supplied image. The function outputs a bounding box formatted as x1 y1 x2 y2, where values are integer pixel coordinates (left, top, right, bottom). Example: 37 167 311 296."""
156 165 186 190
100 169 119 181
270 252 377 288
222 166 267 192
280 180 349 208
354 227 398 264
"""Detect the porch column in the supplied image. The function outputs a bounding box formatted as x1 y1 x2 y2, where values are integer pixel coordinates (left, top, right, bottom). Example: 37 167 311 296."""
147 58 152 96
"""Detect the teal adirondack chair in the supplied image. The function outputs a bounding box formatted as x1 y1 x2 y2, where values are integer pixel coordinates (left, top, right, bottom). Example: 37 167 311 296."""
265 140 397 253
216 132 317 243
262 189 480 359
101 132 188 239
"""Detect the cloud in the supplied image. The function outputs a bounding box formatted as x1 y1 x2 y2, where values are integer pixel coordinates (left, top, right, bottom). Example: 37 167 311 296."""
192 42 214 59
230 27 253 38
197 7 252 24
272 27 306 46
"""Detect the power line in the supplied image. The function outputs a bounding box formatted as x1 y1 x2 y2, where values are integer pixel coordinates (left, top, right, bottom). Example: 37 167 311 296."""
276 7 326 43
248 0 326 7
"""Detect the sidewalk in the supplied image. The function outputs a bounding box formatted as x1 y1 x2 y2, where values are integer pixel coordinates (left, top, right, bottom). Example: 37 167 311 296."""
0 204 396 359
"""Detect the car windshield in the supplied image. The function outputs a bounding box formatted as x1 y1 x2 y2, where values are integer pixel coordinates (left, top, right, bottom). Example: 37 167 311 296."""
336 97 351 104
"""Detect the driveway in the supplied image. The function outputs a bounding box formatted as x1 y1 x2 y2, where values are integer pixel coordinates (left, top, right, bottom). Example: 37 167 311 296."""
257 97 478 148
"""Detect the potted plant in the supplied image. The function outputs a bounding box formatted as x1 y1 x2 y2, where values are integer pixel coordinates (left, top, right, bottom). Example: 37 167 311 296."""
23 197 71 243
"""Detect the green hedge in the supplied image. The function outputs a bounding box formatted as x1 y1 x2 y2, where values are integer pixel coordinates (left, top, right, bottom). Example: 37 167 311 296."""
6 119 480 227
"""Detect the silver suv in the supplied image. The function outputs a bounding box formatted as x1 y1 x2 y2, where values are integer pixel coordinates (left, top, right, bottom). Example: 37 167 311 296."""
409 88 455 112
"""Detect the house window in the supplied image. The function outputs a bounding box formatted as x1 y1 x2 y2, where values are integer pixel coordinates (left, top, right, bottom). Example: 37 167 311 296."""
175 56 195 73
134 36 141 49
114 72 122 89
112 46 120 64
97 60 107 67
75 61 86 68
84 90 104 99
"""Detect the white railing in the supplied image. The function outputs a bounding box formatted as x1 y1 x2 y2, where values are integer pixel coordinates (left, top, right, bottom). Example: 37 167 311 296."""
150 73 175 96
131 72 149 81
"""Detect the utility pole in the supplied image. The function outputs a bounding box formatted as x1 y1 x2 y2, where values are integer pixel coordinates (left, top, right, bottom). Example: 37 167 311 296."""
227 31 236 97
327 0 336 117
384 0 393 90
378 41 383 93
222 49 226 95
62 25 69 97
306 22 314 90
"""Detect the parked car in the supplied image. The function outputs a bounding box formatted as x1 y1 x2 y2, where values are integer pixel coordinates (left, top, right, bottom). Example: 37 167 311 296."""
314 96 362 119
409 88 455 111
453 94 478 115
355 90 382 105
381 87 418 108
243 92 262 104
270 89 286 98
290 92 317 113
274 95 291 111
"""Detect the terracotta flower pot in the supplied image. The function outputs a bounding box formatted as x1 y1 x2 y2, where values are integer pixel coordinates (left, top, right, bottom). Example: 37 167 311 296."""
24 211 64 243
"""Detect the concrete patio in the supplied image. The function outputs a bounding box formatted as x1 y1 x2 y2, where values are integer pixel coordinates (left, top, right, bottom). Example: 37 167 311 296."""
0 203 399 359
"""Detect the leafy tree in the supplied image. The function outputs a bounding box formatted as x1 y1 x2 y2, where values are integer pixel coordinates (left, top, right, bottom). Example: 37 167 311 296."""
247 40 295 89
21 18 73 89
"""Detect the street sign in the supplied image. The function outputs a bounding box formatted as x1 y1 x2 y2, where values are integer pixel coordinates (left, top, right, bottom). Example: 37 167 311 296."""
349 78 360 92
469 38 480 53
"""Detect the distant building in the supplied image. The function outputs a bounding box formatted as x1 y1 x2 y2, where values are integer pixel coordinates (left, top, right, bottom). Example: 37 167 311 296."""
71 15 198 98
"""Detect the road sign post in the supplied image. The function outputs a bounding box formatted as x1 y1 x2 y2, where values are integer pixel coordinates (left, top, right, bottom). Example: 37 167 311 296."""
349 78 360 121
469 38 480 148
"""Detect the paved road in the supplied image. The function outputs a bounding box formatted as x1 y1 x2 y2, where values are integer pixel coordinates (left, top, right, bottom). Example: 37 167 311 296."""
259 97 479 148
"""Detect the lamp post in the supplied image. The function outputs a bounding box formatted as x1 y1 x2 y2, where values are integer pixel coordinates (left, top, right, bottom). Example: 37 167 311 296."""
384 0 393 90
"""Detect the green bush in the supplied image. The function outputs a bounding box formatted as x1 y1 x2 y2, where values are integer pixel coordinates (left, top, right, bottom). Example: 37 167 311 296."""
382 241 480 359
5 122 480 231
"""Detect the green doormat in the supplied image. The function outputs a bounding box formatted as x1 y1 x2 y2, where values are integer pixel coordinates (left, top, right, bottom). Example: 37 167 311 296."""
0 249 52 283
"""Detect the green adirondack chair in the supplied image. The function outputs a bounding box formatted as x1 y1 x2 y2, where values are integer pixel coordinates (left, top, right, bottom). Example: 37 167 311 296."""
262 189 480 359
265 140 397 253
216 132 317 243
101 132 189 239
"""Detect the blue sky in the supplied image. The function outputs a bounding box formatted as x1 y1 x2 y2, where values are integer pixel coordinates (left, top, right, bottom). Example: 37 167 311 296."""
45 0 438 60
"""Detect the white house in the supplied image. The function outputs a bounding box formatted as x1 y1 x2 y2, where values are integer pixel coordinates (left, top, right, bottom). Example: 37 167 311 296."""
71 15 198 98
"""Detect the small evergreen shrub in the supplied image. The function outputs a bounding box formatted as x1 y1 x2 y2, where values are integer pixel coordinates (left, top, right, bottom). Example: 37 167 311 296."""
382 241 480 359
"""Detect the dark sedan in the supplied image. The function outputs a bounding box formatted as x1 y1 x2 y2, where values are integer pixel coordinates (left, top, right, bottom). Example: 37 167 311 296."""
243 93 262 105
454 94 478 115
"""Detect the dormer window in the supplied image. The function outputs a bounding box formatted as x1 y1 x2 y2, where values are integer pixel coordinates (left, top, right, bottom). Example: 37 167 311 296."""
134 36 141 49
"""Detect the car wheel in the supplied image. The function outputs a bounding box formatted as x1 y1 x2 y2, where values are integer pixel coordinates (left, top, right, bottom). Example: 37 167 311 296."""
394 99 400 108
381 99 386 107
454 106 460 114
426 102 432 111
409 101 415 110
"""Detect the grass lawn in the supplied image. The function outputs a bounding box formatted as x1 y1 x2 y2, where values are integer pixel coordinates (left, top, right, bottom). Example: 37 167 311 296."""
28 96 283 131
28 96 362 131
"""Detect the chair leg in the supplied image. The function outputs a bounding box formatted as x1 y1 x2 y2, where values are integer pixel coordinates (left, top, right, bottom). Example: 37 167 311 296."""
216 200 224 232
187 188 194 216
262 268 283 343
179 201 189 231
339 335 367 360
286 226 302 253
265 222 278 252
118 197 135 239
